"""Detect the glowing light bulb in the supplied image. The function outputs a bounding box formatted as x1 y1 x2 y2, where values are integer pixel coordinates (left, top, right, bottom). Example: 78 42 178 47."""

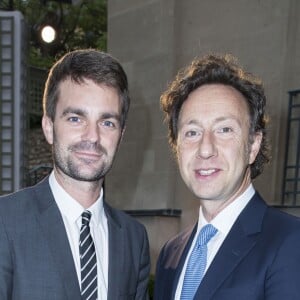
41 25 56 43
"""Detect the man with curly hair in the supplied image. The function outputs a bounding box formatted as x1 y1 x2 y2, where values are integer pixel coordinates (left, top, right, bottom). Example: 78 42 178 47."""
154 54 300 300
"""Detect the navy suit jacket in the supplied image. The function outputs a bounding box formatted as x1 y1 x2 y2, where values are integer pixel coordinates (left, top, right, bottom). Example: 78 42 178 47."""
154 193 300 299
0 177 150 300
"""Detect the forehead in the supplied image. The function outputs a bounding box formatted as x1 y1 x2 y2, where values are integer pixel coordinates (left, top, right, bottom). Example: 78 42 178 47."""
179 84 249 122
58 77 118 95
57 78 120 106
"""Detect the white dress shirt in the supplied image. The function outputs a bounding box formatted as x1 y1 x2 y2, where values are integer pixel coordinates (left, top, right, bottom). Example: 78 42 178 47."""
175 184 255 300
49 172 108 300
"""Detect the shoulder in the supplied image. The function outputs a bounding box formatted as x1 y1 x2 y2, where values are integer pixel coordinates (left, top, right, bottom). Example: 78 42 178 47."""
0 185 35 207
244 192 300 236
164 225 195 249
264 206 300 234
253 199 300 251
158 225 195 261
104 201 148 236
0 177 50 214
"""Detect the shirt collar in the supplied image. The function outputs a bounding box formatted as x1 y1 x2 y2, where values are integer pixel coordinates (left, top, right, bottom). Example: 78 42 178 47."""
198 184 255 235
49 171 104 226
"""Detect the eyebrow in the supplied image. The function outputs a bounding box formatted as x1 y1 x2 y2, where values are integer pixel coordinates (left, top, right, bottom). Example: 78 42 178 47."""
61 107 121 123
61 107 86 117
215 116 241 123
101 112 121 123
214 115 243 127
179 115 243 127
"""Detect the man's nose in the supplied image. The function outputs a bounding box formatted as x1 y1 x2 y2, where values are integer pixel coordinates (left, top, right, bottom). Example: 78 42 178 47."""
82 122 100 143
196 131 217 159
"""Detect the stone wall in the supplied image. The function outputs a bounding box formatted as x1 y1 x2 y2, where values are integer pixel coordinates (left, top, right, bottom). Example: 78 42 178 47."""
107 0 300 273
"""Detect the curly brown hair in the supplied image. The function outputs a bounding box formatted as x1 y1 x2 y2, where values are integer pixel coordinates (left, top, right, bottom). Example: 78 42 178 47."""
160 54 270 179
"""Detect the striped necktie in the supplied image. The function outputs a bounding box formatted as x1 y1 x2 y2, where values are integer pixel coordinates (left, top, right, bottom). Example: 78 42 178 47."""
180 224 218 300
79 210 98 300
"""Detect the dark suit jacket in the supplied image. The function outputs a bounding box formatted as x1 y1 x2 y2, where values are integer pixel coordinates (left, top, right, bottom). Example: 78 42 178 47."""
0 177 150 300
154 193 300 300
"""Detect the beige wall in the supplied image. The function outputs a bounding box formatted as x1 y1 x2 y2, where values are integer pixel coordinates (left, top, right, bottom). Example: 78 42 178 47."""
106 0 300 273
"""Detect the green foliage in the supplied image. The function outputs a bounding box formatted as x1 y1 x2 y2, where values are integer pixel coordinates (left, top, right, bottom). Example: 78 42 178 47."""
3 0 107 68
149 274 155 299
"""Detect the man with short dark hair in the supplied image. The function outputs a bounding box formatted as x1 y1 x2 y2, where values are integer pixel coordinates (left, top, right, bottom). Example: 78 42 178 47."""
0 49 150 300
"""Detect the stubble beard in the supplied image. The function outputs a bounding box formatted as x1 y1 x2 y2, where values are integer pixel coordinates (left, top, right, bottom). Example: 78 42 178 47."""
52 137 116 183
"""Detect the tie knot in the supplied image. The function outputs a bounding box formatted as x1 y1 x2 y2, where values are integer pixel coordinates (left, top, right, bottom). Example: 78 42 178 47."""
81 210 92 226
197 224 217 247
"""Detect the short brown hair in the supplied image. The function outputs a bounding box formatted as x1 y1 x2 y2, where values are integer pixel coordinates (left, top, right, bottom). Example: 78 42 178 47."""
43 49 130 129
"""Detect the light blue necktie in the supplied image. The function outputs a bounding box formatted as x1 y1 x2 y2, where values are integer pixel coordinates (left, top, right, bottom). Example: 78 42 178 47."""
180 224 218 300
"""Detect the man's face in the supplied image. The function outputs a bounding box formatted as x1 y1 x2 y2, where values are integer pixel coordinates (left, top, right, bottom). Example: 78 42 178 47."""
176 84 261 205
42 78 123 182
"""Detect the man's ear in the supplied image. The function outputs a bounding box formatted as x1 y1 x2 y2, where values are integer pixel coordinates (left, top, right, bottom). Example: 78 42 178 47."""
249 132 263 164
120 126 126 142
42 115 54 145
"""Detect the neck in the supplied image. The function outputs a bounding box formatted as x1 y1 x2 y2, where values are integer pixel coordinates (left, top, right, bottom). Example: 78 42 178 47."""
53 168 103 209
201 171 252 222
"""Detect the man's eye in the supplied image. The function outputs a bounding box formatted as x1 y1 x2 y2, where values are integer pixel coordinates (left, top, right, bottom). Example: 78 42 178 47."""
185 130 198 137
219 127 232 133
102 120 115 128
68 116 80 122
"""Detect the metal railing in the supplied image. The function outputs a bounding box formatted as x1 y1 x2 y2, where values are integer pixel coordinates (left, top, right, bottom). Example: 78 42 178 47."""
281 89 300 206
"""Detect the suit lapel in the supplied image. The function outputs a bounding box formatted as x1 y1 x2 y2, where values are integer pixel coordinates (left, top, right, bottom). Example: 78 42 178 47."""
104 202 124 300
194 194 267 299
170 225 197 299
34 178 82 300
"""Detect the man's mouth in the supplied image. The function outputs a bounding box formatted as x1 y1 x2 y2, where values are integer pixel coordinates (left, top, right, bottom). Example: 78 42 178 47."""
74 151 103 162
196 168 218 176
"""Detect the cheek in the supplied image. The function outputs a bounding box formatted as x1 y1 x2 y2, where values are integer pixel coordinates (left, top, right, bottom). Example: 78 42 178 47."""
177 147 193 173
238 143 252 167
103 133 121 150
176 144 186 162
222 139 248 164
57 126 81 141
53 129 66 145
